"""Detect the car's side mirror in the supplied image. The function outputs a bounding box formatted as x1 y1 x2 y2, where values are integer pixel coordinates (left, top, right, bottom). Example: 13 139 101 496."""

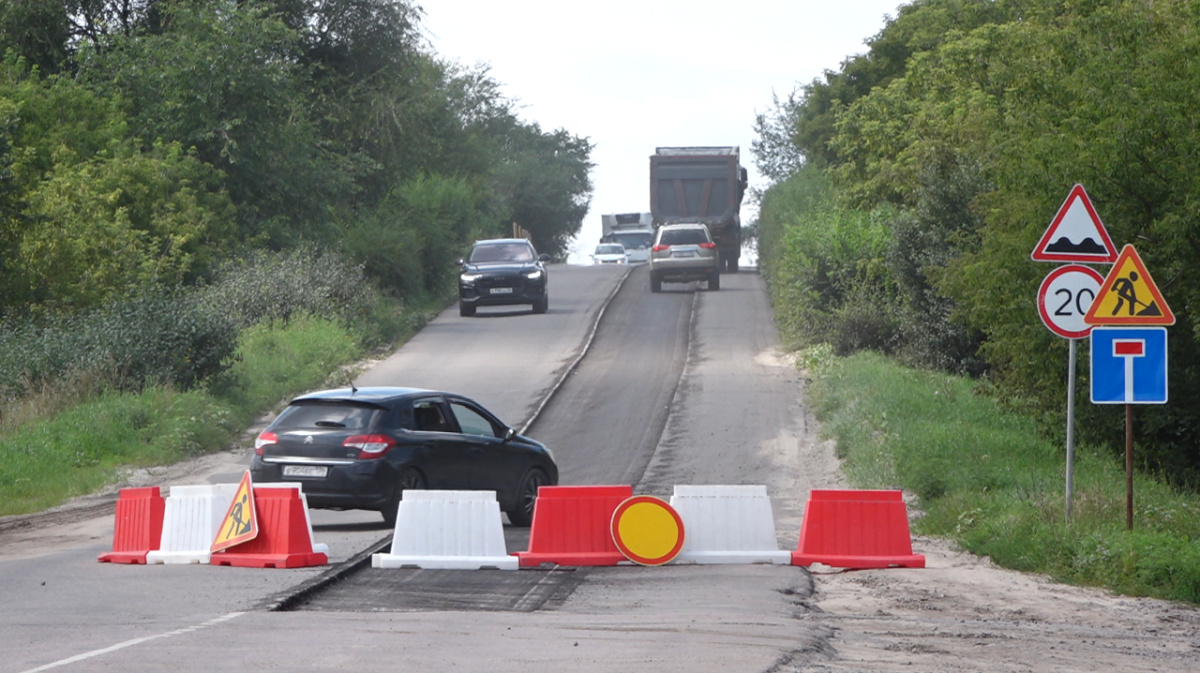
503 427 516 443
455 258 465 266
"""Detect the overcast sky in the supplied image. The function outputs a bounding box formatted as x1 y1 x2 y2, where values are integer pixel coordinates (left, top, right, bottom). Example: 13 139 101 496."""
420 0 906 261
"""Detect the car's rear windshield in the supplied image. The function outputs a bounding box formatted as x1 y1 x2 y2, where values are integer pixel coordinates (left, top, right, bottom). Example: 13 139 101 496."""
273 401 381 430
659 229 709 246
469 242 535 263
611 232 652 249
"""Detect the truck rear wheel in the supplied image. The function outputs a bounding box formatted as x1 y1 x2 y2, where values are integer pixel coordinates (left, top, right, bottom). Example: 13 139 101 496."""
726 257 739 273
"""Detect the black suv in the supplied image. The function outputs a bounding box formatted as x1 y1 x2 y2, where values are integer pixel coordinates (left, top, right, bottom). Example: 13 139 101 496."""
250 387 558 526
458 238 550 316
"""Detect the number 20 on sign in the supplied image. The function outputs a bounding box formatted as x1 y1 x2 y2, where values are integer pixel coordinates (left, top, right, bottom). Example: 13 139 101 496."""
1037 264 1104 339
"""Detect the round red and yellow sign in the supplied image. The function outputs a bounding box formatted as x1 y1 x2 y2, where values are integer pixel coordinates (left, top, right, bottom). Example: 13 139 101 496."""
610 496 685 566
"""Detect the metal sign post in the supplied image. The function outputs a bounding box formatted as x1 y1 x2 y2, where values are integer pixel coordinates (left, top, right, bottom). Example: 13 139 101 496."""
1083 245 1175 530
1065 339 1077 521
1032 186 1117 523
1089 326 1169 531
1035 264 1104 522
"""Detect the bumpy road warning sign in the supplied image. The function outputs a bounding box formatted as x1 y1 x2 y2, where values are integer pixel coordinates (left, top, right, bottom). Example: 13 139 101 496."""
1032 184 1118 263
1084 245 1175 326
211 471 259 552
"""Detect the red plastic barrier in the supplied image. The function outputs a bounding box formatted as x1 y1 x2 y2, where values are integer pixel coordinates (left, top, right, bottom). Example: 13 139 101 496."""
211 485 327 568
515 485 632 567
791 489 925 569
98 487 165 564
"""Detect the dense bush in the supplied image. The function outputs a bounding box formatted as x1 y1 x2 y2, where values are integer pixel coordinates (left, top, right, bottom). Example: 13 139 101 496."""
0 289 238 400
0 247 385 404
196 247 377 329
757 164 897 355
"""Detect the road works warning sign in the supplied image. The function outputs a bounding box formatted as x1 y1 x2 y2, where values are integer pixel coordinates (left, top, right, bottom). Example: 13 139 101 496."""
1083 244 1175 326
211 471 259 552
1031 184 1118 263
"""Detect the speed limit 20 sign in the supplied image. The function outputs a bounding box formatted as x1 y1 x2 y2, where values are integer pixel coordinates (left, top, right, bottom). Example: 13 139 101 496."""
1037 264 1104 339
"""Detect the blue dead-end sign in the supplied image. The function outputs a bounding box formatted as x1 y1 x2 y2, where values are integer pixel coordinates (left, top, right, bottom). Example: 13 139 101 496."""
1090 327 1168 404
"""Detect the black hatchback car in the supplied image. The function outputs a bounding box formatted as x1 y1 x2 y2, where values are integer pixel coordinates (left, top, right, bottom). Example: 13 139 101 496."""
250 387 558 526
458 238 550 316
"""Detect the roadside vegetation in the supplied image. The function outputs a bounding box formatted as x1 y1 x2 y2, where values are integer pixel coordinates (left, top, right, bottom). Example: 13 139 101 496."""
801 346 1200 604
0 248 433 516
0 1 591 514
757 0 1200 604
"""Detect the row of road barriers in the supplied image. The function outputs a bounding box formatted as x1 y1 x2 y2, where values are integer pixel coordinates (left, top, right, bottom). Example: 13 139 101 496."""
374 484 925 571
99 483 925 571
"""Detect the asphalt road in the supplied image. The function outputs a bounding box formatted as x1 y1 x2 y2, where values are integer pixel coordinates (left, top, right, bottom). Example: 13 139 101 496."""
2 264 830 673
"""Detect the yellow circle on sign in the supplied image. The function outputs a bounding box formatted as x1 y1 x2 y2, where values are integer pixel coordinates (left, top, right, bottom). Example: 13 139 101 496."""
611 496 685 565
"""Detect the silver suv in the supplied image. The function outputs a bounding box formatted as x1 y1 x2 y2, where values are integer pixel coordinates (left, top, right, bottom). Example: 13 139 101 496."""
648 224 720 292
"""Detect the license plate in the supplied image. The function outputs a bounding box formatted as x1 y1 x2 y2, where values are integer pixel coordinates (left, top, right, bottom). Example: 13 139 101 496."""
490 287 514 294
673 251 695 258
283 465 328 478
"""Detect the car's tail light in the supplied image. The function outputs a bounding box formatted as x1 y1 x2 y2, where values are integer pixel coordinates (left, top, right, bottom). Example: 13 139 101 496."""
652 244 670 252
344 434 396 459
254 431 278 456
699 242 716 249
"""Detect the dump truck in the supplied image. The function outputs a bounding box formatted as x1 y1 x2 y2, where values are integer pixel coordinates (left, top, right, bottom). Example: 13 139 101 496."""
649 146 748 272
600 212 654 263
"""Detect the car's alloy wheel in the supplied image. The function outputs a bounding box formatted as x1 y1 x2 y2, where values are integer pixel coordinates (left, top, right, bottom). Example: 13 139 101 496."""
506 468 549 527
381 467 427 527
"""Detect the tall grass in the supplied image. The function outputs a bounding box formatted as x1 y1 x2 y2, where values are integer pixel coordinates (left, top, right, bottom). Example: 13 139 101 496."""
807 347 1200 604
0 310 427 517
0 387 236 513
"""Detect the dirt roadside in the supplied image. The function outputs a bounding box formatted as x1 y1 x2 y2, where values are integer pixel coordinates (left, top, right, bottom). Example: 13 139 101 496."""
776 368 1200 673
780 365 1200 672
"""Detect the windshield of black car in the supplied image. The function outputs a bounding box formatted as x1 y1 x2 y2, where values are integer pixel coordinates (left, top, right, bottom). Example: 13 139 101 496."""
469 243 535 264
272 402 380 430
659 229 709 246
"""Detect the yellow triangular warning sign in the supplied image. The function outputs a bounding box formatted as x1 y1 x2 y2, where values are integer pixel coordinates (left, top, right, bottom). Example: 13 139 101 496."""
1083 245 1175 326
211 471 259 552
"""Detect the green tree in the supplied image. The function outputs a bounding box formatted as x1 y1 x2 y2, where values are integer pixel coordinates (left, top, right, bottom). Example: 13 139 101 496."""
0 1 70 73
763 0 1200 484
12 140 234 310
80 1 341 246
493 123 593 257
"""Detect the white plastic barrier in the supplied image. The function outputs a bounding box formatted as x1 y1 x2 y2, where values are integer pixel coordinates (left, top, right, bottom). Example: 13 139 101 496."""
372 490 517 570
255 482 329 555
146 483 239 564
669 485 791 565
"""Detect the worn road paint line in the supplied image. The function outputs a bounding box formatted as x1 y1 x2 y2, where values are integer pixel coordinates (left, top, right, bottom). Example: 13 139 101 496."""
19 612 244 673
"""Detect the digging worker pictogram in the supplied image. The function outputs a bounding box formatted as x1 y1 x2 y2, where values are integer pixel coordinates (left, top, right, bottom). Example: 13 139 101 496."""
229 493 252 536
1112 271 1143 316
